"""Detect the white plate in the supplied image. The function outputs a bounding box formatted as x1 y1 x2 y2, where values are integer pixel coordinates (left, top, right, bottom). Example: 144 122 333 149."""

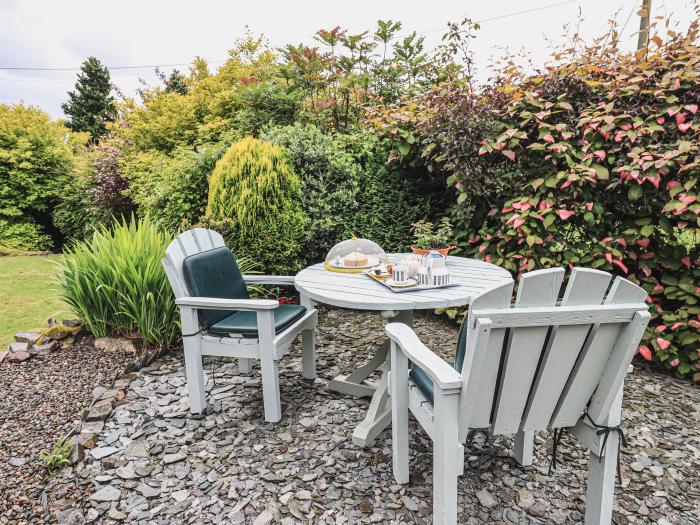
386 278 417 288
330 255 381 270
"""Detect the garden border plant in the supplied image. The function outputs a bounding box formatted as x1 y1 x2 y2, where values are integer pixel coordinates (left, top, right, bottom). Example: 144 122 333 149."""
379 20 700 379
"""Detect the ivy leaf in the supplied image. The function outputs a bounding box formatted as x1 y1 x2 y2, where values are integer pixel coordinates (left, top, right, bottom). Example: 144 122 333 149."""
502 150 516 161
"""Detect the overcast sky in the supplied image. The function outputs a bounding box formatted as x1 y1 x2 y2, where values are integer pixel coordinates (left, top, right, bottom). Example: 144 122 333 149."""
0 0 696 119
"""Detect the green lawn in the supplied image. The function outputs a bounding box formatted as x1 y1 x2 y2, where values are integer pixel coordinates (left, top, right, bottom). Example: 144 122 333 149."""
0 255 71 346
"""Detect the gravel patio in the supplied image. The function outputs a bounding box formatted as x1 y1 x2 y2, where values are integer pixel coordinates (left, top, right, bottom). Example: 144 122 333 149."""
4 307 699 524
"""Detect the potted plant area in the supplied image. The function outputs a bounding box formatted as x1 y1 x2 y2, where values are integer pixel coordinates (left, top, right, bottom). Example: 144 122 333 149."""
410 217 455 256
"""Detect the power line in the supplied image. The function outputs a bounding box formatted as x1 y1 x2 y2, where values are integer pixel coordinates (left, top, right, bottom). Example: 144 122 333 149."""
418 0 580 35
0 60 227 73
1 2 582 72
0 77 73 85
478 0 579 24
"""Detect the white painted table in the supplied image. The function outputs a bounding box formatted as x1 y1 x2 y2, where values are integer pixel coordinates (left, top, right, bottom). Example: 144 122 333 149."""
294 254 513 447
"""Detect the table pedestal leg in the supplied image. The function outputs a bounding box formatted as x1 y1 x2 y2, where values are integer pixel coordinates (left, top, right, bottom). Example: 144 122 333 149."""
328 339 389 398
328 309 413 448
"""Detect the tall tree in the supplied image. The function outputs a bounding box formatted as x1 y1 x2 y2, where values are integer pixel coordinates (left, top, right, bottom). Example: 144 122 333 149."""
62 57 116 142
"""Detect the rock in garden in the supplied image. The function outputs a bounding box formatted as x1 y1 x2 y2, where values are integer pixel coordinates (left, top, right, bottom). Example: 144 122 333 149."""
86 402 113 421
90 446 119 460
136 483 160 498
8 350 30 363
0 351 8 363
517 488 534 507
163 452 186 464
89 485 121 502
125 439 150 459
9 457 26 467
30 340 56 355
476 489 497 508
56 508 86 525
95 337 137 354
70 442 85 464
8 341 29 352
14 331 40 344
171 489 190 502
253 510 274 525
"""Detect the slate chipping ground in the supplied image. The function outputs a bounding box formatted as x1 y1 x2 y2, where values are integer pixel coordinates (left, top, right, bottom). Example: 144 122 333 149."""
2 307 699 524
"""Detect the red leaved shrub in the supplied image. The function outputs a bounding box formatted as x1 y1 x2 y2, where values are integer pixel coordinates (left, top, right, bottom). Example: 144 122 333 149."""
386 23 700 379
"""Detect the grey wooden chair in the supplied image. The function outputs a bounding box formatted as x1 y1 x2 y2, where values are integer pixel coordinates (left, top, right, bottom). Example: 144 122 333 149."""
162 228 317 422
387 267 650 524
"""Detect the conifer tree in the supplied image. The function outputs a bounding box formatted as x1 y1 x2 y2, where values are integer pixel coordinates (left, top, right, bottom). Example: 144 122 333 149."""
62 57 116 141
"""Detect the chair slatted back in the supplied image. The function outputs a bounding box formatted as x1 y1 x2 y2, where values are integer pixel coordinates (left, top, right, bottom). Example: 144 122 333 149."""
458 267 649 438
162 228 226 299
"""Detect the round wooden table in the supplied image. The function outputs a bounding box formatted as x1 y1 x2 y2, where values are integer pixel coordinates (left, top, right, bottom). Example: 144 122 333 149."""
294 253 513 447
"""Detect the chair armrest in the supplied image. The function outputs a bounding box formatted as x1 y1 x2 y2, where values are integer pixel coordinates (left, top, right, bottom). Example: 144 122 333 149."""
176 297 280 311
243 275 295 285
385 322 462 390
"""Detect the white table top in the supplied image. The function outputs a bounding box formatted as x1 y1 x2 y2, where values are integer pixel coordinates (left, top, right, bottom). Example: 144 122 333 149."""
294 253 513 311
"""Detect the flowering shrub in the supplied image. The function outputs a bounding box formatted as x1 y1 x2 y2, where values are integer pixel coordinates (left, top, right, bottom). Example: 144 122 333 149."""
414 25 700 378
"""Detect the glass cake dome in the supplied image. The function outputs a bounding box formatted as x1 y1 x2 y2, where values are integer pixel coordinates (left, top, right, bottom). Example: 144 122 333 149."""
324 237 386 272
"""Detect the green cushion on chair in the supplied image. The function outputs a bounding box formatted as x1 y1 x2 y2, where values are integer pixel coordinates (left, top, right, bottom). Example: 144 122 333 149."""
409 367 435 402
410 319 468 403
207 304 307 338
182 247 250 328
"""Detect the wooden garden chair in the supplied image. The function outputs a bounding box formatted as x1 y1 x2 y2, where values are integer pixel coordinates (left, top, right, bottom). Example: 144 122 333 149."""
162 228 317 422
387 267 650 525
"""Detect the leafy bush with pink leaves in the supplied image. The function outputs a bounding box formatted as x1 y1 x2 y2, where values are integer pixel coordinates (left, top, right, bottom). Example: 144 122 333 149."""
384 23 700 379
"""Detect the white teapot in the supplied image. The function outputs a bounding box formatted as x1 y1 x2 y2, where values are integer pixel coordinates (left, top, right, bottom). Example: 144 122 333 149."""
417 251 450 286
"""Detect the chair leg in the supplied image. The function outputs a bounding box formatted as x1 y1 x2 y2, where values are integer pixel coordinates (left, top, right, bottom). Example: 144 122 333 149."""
239 358 253 375
301 328 316 380
260 354 281 422
390 341 410 484
183 337 206 414
585 432 619 525
433 391 461 525
514 430 534 466
257 311 281 422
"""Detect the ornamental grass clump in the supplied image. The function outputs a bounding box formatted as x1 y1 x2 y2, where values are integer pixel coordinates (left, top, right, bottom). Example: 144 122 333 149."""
56 216 179 348
206 137 305 273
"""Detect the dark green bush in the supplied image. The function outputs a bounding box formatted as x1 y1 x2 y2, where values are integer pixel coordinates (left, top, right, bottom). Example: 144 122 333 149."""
261 124 359 264
340 131 444 252
125 143 226 232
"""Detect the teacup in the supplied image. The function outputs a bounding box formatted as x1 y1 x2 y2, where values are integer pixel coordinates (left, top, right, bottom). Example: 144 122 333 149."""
393 263 410 284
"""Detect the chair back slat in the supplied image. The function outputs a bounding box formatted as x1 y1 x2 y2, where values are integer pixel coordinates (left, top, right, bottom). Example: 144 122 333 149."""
587 308 650 425
163 229 226 299
550 277 648 428
520 269 611 431
458 281 513 436
490 268 564 434
459 267 649 439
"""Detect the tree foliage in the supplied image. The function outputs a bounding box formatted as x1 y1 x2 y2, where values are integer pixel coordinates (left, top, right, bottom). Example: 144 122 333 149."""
0 104 87 250
62 57 116 142
390 21 700 379
205 137 306 273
